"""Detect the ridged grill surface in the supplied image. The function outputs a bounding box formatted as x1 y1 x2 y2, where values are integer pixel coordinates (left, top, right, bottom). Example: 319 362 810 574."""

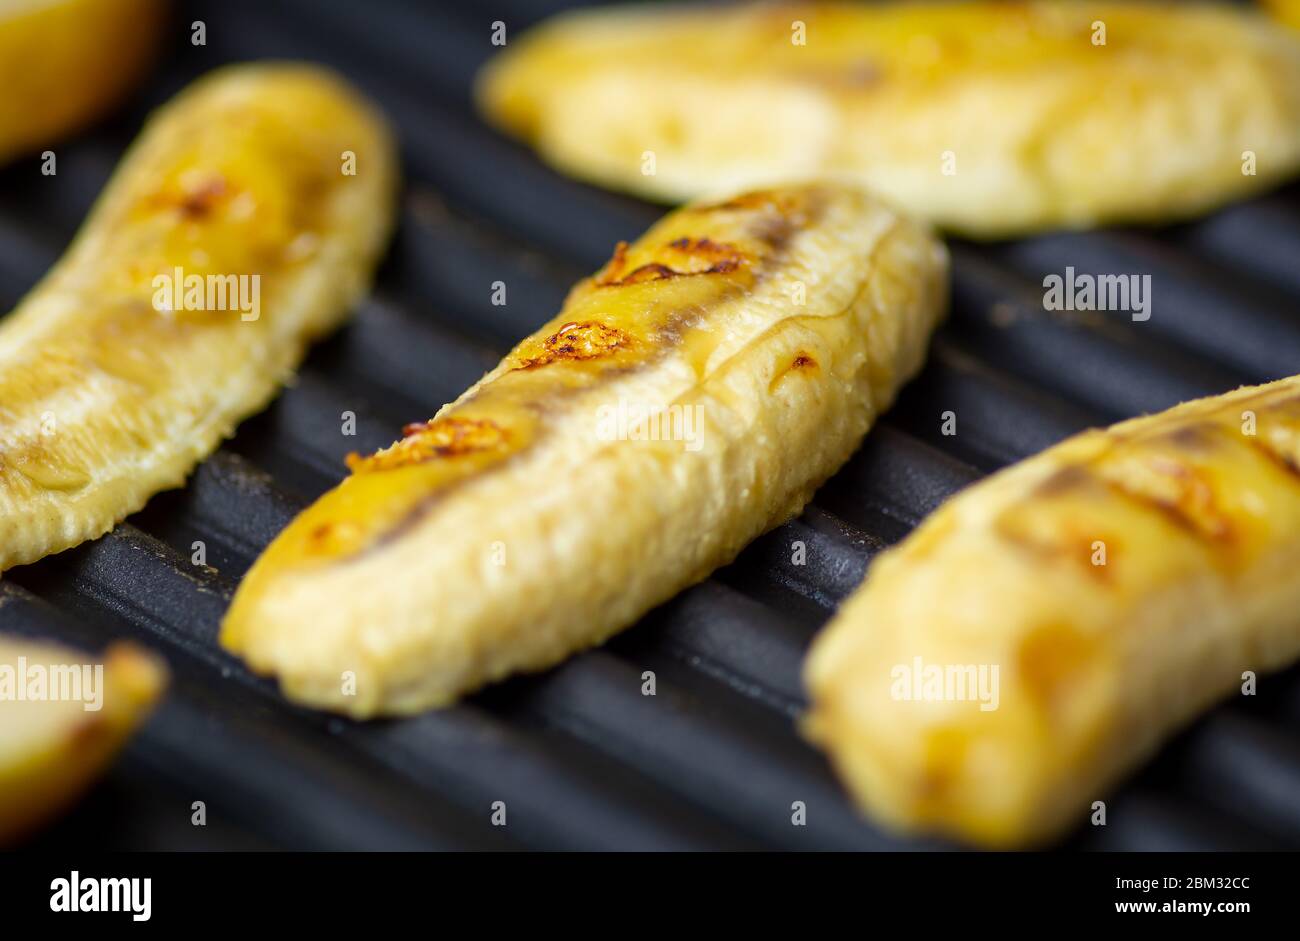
6 0 1300 851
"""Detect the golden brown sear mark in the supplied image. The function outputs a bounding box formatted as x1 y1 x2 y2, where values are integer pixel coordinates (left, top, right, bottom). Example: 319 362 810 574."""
513 320 632 369
993 492 1118 584
594 236 748 287
136 174 233 223
1032 430 1236 545
1016 619 1100 714
1032 464 1096 499
1160 422 1221 453
1245 434 1300 480
178 177 229 219
696 189 801 215
1093 455 1234 543
305 518 364 555
1106 456 1235 544
346 416 509 473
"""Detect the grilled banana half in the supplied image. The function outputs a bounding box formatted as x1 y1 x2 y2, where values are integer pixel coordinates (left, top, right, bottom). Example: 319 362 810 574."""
1264 0 1300 30
0 64 397 572
0 636 166 845
478 0 1300 237
0 0 164 164
222 183 948 717
805 375 1300 847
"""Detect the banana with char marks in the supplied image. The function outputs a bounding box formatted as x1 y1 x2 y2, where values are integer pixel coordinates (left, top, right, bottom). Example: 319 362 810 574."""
221 183 948 717
806 374 1300 847
0 64 398 572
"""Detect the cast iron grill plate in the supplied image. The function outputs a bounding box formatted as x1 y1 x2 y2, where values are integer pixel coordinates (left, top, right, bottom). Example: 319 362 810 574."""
5 0 1300 850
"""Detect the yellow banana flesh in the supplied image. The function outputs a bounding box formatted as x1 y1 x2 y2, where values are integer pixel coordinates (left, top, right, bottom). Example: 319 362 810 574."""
0 0 164 163
0 635 166 845
805 375 1300 847
222 183 949 717
1264 0 1300 30
477 0 1300 237
0 63 398 572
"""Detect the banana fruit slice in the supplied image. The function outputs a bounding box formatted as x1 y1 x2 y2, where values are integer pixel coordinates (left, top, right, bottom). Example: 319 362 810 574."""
0 64 398 572
805 375 1300 847
0 636 166 846
0 0 164 164
477 0 1300 237
222 183 948 717
1264 0 1300 30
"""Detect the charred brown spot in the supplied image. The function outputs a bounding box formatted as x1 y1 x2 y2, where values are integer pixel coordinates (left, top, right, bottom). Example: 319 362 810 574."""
306 519 364 552
514 321 631 369
608 262 688 285
666 235 733 257
694 189 811 243
994 508 1117 584
698 190 796 213
1162 422 1220 452
177 177 229 219
769 351 819 392
1032 464 1095 498
594 236 747 287
1115 460 1234 543
1243 435 1300 480
346 417 509 473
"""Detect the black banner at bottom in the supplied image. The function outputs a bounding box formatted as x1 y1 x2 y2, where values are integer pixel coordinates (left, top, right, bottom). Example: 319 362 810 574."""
0 851 1289 926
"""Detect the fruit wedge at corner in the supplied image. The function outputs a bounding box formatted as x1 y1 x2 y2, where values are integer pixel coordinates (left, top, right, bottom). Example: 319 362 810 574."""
0 63 398 573
0 0 165 164
1264 0 1300 30
0 636 167 845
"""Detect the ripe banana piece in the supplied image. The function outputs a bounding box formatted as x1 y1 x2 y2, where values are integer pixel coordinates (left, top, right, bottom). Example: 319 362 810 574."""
222 183 949 717
477 0 1300 237
0 636 166 845
805 375 1300 848
0 64 398 572
0 0 164 164
1264 0 1300 30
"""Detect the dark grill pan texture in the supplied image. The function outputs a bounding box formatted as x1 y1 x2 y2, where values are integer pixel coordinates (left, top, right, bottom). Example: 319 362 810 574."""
6 0 1300 851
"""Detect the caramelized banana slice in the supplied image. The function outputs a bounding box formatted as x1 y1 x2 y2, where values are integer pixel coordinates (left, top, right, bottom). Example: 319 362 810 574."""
0 637 166 845
805 376 1300 847
0 0 164 163
478 1 1300 237
222 184 948 717
0 64 398 572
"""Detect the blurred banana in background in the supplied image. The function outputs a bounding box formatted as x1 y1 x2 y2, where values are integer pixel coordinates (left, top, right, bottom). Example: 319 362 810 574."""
479 0 1300 237
805 374 1300 847
0 636 166 846
0 0 164 164
1263 0 1300 30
